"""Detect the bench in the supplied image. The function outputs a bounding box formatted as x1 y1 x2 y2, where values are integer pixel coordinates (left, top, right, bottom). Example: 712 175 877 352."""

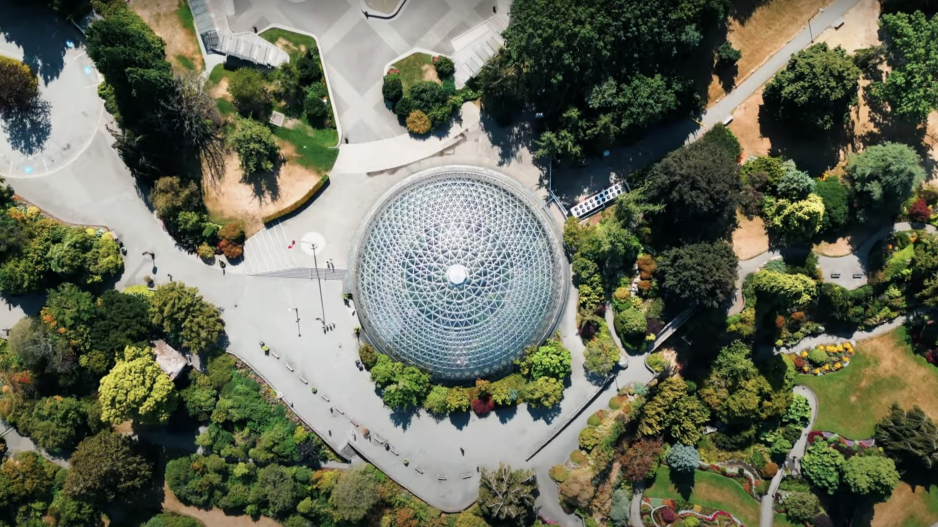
437 475 448 481
832 17 845 29
335 406 345 415
390 447 400 456
721 115 734 126
298 376 309 384
320 394 330 402
350 418 359 427
830 273 841 279
285 363 294 372
461 473 473 480
415 467 425 474
852 273 864 279
373 435 385 445
270 351 280 359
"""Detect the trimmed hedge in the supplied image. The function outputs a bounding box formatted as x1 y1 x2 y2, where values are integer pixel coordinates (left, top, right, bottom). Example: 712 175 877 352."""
262 174 329 223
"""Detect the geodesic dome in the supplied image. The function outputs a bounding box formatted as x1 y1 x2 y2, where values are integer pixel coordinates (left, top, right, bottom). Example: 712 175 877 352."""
350 167 567 381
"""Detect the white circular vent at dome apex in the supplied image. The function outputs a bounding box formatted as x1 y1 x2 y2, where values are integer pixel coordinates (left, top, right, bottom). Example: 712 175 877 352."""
349 166 568 382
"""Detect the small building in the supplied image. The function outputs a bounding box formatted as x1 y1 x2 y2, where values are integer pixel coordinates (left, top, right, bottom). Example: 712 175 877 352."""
151 340 189 381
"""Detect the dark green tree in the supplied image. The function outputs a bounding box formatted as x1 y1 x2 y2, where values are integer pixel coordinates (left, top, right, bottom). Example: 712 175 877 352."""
658 241 738 308
228 68 273 120
149 282 224 354
762 43 861 131
846 141 926 220
478 464 537 525
64 432 152 505
329 466 381 523
875 403 938 473
874 11 938 123
814 178 850 232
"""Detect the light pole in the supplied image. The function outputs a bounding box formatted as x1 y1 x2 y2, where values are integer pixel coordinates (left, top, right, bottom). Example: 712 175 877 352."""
305 241 327 327
809 8 824 43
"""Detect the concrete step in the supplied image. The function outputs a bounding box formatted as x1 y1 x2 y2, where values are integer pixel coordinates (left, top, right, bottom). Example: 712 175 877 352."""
243 220 299 275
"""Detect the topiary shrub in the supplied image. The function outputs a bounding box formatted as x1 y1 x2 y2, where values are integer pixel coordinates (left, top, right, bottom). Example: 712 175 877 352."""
394 97 415 118
807 347 828 366
666 444 700 472
359 344 377 370
549 464 569 483
660 507 677 523
304 82 330 121
570 450 587 465
614 308 647 342
434 56 455 78
296 48 322 86
228 117 280 174
406 110 431 134
218 240 243 259
587 410 604 427
197 243 215 261
609 396 625 410
471 396 494 416
578 427 602 452
762 461 779 478
382 73 403 102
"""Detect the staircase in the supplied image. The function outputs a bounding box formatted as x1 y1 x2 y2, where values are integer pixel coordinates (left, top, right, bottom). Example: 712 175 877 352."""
242 220 300 275
451 14 509 88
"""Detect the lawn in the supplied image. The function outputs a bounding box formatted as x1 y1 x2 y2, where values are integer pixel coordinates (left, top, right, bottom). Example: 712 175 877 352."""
645 467 798 527
392 52 435 95
272 120 339 173
797 328 938 439
259 28 318 61
872 481 938 527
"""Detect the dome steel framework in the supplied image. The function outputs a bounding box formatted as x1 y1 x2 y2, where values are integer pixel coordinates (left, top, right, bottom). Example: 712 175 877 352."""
350 166 567 381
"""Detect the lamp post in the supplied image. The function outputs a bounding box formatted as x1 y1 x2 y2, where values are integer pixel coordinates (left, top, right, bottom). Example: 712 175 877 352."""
809 8 824 43
305 241 327 327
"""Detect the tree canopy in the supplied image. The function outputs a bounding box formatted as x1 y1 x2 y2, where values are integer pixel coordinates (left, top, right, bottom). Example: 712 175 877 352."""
98 345 178 425
64 432 153 505
483 0 728 162
846 142 926 220
875 11 938 123
478 464 537 525
763 43 861 131
658 241 738 308
149 282 224 354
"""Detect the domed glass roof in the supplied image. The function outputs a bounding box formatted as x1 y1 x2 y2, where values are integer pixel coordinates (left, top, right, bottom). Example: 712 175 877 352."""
351 167 567 381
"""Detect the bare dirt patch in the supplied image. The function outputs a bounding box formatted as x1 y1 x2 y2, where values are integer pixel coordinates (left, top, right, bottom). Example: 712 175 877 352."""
926 111 938 180
274 38 307 56
706 0 833 105
814 0 880 53
210 78 230 100
733 211 769 260
162 483 282 527
132 0 204 74
872 481 938 527
728 88 771 160
202 141 323 236
421 64 442 84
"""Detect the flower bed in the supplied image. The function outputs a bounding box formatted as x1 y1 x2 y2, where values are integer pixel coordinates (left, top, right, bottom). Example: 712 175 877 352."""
793 341 855 375
807 430 875 456
700 463 764 499
644 497 745 527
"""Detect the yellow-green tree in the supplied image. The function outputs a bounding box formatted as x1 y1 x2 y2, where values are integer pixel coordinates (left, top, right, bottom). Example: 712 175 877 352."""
99 345 178 424
763 194 826 242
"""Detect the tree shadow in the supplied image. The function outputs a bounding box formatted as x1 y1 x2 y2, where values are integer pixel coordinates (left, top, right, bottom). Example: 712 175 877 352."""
527 402 562 424
1 98 52 156
0 0 75 85
239 160 283 204
728 0 771 25
479 111 536 167
668 468 696 501
389 407 416 431
448 410 470 430
758 103 848 175
495 404 518 424
858 88 937 178
0 292 46 317
716 62 739 94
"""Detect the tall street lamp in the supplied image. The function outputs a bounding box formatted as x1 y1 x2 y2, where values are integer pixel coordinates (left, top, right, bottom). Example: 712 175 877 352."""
809 8 824 43
304 241 327 327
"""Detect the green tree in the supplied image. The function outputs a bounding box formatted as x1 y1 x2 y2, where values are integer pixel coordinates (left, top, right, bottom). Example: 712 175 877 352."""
149 282 224 354
666 444 700 472
9 316 78 385
370 354 403 387
41 282 97 352
229 67 273 119
716 41 742 66
846 142 926 220
517 340 571 380
740 156 786 189
842 455 899 501
613 308 647 343
424 385 451 415
381 366 431 410
329 466 381 523
783 493 820 524
99 345 178 424
639 376 710 445
658 241 738 308
583 338 620 376
521 376 564 408
48 492 101 527
228 118 280 175
65 432 153 505
875 403 938 472
801 442 845 494
763 43 861 131
874 11 938 123
646 138 741 240
478 463 537 525
0 56 39 112
181 369 218 421
88 289 150 374
775 161 816 200
763 194 826 242
256 464 297 517
295 48 322 86
18 396 91 452
149 176 202 221
750 270 817 308
815 178 850 231
143 513 203 527
382 74 403 102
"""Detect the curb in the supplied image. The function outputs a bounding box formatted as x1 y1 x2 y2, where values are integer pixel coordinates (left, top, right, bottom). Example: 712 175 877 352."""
359 0 408 20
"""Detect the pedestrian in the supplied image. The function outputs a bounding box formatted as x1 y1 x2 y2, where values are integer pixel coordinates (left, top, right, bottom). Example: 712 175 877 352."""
344 137 349 144
460 447 464 456
253 25 258 33
167 273 173 282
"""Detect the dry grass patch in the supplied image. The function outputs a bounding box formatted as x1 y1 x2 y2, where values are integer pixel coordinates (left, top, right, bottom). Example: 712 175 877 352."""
799 328 938 438
872 481 938 527
202 141 324 236
132 0 204 74
706 0 834 105
421 63 441 84
732 210 769 260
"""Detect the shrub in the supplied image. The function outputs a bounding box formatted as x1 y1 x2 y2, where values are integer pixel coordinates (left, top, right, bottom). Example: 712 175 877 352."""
784 492 820 524
406 110 431 134
813 514 834 527
409 81 447 112
218 222 245 243
394 97 415 118
296 48 322 86
717 41 742 65
908 197 932 222
578 427 602 451
382 73 403 102
359 344 377 370
570 450 587 465
196 243 214 260
471 397 494 416
609 396 625 410
807 347 828 366
548 465 569 483
587 410 604 427
646 352 666 372
660 507 677 523
762 461 779 478
0 56 39 112
683 517 701 527
218 240 243 260
614 308 647 341
637 254 657 276
228 118 280 174
434 56 455 78
304 82 330 121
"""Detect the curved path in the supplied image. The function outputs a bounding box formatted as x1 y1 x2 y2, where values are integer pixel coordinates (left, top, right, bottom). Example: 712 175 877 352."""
730 223 938 316
759 386 818 527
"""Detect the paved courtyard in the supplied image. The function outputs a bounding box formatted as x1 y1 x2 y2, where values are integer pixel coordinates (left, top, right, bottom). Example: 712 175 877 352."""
0 0 102 176
223 0 504 143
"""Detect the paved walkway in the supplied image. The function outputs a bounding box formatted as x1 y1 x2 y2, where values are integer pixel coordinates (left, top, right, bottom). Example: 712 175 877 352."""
759 385 818 527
